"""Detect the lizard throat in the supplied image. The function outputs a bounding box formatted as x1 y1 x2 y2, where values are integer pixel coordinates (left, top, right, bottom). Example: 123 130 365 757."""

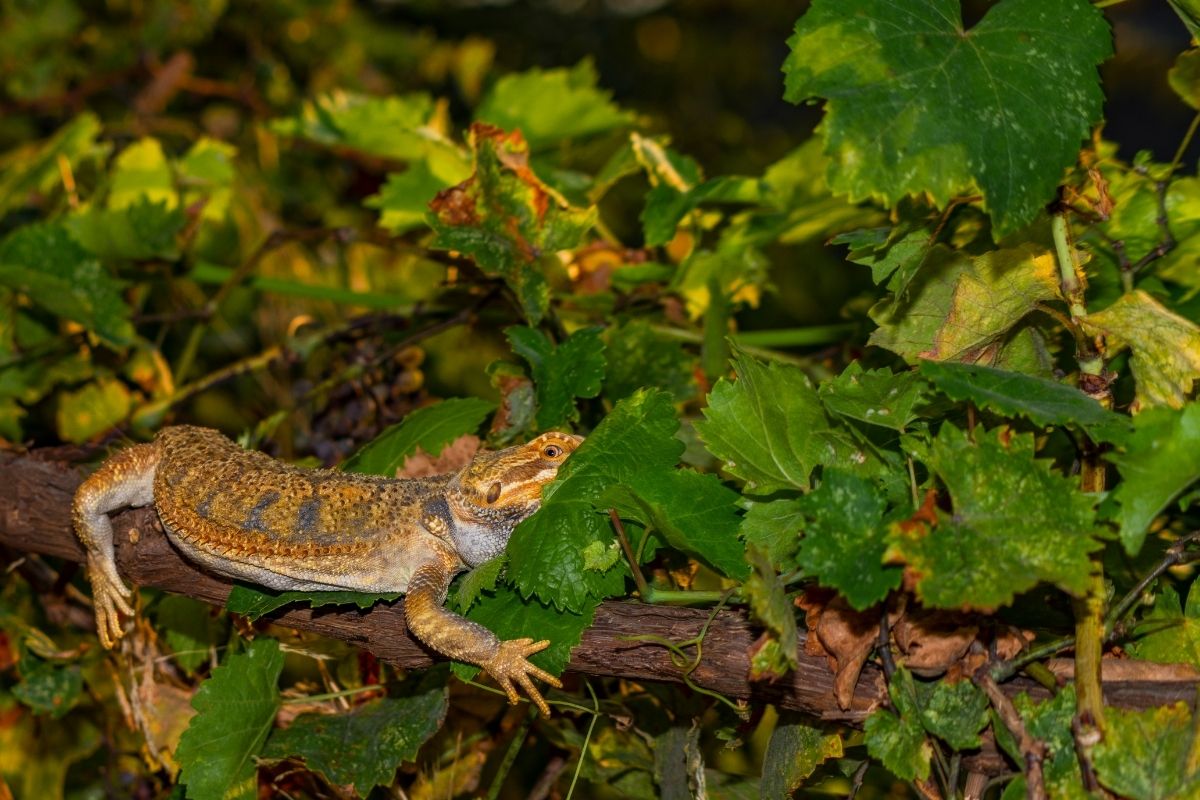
446 498 537 567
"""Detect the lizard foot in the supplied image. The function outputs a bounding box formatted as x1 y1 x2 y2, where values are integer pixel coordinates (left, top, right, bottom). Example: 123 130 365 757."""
86 554 134 649
480 637 563 716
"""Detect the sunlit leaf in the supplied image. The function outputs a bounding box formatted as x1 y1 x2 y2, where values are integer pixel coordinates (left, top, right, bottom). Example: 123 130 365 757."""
783 0 1111 234
1093 703 1200 800
1081 290 1200 412
1126 584 1200 670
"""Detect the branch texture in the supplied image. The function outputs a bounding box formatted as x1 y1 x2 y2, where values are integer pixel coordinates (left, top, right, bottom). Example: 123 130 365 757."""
1 451 1196 771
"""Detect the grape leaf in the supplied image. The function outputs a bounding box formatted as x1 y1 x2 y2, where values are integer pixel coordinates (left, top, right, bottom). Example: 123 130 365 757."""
697 349 861 494
12 658 82 719
0 113 105 216
457 584 598 678
603 320 695 404
155 595 224 675
176 638 284 800
915 677 988 750
603 468 749 580
1106 403 1200 555
341 397 494 476
449 555 506 614
744 546 800 677
760 717 843 800
863 668 932 782
795 469 901 610
869 244 1061 365
1093 703 1200 800
0 223 133 346
835 227 933 294
782 0 1111 235
263 671 448 796
367 160 466 235
1080 290 1200 412
921 359 1132 444
108 137 175 210
506 325 605 431
225 585 401 620
819 362 926 432
428 124 595 323
55 375 131 443
740 498 804 570
1126 584 1200 670
475 60 634 149
1003 689 1087 800
506 389 680 611
887 425 1100 609
1170 49 1200 110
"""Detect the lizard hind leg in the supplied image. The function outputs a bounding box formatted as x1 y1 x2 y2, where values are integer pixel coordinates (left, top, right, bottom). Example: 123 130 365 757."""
71 442 160 648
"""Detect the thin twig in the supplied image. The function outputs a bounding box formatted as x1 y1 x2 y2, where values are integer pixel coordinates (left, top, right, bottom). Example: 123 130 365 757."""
976 672 1046 800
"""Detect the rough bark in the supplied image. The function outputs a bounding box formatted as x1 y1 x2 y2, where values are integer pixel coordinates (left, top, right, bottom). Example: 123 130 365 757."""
2 451 1197 774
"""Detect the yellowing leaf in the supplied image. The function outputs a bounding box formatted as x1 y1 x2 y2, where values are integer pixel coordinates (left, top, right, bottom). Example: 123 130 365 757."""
1081 290 1200 412
870 244 1061 365
55 376 131 443
109 138 175 210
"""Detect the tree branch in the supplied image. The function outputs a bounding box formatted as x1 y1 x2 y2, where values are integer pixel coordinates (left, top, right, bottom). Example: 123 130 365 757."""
1 451 1197 775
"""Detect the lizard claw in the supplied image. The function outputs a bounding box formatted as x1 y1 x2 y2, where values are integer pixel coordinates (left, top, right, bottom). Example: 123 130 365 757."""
86 554 134 649
480 638 563 716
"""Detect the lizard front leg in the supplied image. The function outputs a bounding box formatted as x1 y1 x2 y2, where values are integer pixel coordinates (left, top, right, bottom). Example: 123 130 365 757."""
404 556 562 715
72 442 160 648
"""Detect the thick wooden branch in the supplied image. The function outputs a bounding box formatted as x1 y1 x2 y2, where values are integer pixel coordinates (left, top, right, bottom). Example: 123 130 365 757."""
1 451 1197 772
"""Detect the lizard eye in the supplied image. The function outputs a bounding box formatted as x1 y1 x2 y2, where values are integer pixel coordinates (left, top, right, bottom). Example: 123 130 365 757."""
543 444 563 459
486 482 502 504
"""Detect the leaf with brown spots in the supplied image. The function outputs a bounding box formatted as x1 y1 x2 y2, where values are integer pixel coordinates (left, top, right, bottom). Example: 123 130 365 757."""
428 124 595 323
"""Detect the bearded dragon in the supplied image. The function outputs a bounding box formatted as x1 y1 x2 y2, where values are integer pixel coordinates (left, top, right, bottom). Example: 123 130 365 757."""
72 424 583 714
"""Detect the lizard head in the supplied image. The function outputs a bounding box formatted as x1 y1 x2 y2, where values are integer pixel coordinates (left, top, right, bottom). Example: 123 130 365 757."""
446 431 584 566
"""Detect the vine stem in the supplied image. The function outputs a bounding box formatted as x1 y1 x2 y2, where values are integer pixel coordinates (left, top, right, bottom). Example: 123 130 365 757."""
483 703 538 800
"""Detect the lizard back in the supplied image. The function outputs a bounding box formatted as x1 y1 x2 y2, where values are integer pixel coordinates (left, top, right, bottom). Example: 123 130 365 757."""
153 426 449 561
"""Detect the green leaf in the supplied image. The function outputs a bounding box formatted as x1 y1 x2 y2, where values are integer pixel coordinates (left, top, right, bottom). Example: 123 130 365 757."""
427 124 595 323
506 326 605 431
506 389 681 611
887 425 1100 609
1171 49 1200 110
819 362 926 432
225 585 401 621
760 717 843 799
1093 703 1200 800
782 0 1111 235
1080 290 1200 413
179 137 238 220
176 638 284 800
835 227 933 293
155 595 224 675
1126 584 1200 670
458 584 598 677
869 244 1062 365
603 469 748 580
449 555 506 614
271 91 463 165
1012 688 1088 800
366 160 466 235
743 546 799 676
603 320 695 404
12 659 82 719
475 60 634 149
0 113 106 216
921 359 1132 444
863 668 932 782
697 349 859 494
740 498 804 570
54 375 131 443
68 197 187 261
1106 403 1200 555
915 678 988 750
263 671 448 796
0 222 133 346
795 469 901 610
341 397 495 476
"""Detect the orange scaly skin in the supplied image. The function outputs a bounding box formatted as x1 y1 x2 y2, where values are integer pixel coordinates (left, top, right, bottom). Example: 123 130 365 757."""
72 425 583 714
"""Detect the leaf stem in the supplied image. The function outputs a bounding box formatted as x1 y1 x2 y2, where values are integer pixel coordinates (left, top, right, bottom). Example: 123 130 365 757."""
484 703 538 800
1051 213 1088 322
609 509 651 601
565 680 600 800
280 684 383 704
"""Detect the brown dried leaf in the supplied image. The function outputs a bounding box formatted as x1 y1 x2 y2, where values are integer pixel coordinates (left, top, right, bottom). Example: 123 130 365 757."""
398 434 481 477
893 609 977 678
799 590 890 710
